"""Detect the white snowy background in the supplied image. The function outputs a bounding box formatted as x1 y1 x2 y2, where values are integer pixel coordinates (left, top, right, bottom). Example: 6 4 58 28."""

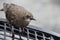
0 0 60 34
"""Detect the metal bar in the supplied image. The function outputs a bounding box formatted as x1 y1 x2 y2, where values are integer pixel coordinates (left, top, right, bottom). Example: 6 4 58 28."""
19 27 22 40
27 29 29 40
11 26 15 40
42 33 45 40
0 19 60 40
4 23 6 40
35 31 37 40
50 36 54 40
0 33 19 39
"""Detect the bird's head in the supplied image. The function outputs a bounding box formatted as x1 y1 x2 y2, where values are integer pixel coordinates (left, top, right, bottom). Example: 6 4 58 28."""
23 13 36 22
26 12 36 21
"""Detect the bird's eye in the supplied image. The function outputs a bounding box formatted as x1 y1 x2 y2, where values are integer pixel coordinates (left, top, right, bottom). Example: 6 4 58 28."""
26 15 30 18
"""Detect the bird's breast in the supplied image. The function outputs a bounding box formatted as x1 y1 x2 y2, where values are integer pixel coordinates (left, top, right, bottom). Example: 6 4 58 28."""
15 19 30 27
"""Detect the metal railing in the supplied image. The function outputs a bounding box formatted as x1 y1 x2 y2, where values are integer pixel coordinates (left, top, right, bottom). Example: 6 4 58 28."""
0 18 60 40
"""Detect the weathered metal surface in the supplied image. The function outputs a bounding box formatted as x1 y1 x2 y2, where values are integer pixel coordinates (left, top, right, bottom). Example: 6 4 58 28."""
0 18 60 40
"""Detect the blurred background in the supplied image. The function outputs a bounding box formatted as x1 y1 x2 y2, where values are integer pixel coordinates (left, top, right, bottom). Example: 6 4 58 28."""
0 0 60 34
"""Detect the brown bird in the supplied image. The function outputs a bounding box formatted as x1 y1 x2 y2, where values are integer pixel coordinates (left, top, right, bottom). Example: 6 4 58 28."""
0 3 35 40
0 3 35 27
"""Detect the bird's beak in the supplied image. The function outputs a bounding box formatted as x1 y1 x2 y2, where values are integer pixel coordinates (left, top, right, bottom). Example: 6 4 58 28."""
0 9 4 11
30 17 36 20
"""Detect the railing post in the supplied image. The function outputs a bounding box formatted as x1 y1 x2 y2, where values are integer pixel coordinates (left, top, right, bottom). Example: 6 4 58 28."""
27 29 29 40
50 36 54 40
35 31 37 40
42 33 45 40
19 27 22 40
4 23 6 40
11 26 14 40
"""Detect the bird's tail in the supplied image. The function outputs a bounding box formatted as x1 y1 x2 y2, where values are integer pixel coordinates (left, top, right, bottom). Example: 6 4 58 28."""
0 8 4 11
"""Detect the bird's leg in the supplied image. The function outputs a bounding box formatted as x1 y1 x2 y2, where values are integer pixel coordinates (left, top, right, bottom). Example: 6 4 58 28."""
22 27 25 34
11 26 15 40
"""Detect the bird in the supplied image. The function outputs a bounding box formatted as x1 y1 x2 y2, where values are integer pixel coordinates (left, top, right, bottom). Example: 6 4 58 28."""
0 3 35 40
0 3 35 27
